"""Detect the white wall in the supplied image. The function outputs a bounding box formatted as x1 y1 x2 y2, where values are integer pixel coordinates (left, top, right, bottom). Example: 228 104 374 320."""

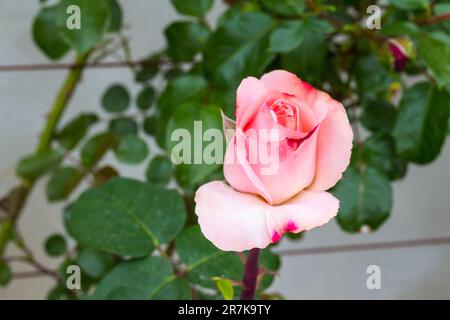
1 0 449 299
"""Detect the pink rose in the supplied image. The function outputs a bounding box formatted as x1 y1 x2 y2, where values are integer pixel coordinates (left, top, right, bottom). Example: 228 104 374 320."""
195 70 353 251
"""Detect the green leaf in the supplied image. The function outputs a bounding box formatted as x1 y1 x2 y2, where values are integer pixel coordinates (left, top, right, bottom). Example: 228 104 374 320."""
170 0 213 17
155 75 207 147
33 5 70 60
176 226 242 289
108 117 138 136
17 149 63 181
101 84 130 113
107 0 122 32
417 32 450 88
136 87 155 111
44 234 67 257
57 0 111 53
213 278 234 300
393 82 450 164
260 0 305 16
269 21 304 53
0 260 12 286
360 100 397 133
434 3 450 30
363 133 407 181
64 177 186 257
388 0 429 10
165 21 210 62
113 134 148 164
47 286 67 300
93 165 119 186
75 248 116 279
146 156 173 185
92 256 190 299
55 113 99 150
167 104 223 190
80 132 117 167
333 166 392 233
204 12 276 90
46 166 84 202
143 116 157 136
355 55 393 103
257 249 280 293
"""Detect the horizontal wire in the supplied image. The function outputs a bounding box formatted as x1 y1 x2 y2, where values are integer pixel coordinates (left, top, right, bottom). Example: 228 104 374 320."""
0 59 170 72
277 236 450 256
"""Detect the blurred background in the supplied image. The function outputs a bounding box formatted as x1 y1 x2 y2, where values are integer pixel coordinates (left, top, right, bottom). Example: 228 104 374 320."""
1 0 450 299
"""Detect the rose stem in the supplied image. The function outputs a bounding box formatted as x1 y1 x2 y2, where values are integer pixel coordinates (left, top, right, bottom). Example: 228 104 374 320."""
240 248 260 300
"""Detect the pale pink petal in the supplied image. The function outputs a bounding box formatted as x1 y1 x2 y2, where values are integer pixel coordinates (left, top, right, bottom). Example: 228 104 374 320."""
260 70 316 102
195 181 271 252
236 77 267 127
308 93 353 191
195 181 339 251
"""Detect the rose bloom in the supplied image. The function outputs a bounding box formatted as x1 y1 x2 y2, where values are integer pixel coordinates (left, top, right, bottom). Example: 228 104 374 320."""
195 70 353 252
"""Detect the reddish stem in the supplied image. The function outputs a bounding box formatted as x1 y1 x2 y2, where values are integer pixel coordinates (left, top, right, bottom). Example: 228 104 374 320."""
240 248 260 300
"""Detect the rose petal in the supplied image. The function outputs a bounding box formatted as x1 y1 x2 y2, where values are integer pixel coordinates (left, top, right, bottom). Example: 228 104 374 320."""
260 70 315 101
308 93 353 191
236 77 267 127
195 181 339 252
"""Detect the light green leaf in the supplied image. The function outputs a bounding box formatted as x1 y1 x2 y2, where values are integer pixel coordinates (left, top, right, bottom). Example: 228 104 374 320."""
213 278 234 300
64 177 186 257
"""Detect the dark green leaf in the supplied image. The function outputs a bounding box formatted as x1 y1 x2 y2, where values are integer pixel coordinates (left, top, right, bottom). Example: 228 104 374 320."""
257 249 280 294
75 248 116 279
17 149 63 181
64 177 186 257
204 12 276 90
55 113 99 150
393 82 450 164
176 226 242 289
101 84 130 113
108 117 138 136
146 156 173 185
143 116 157 136
363 133 407 180
113 134 148 164
57 0 111 53
388 0 429 10
333 166 392 233
92 256 189 299
107 0 122 32
33 5 70 60
269 21 304 53
80 133 117 167
165 21 210 62
0 260 12 286
360 100 397 133
260 0 305 16
46 166 84 202
136 87 155 111
47 286 66 300
417 32 450 87
44 234 67 257
170 0 213 17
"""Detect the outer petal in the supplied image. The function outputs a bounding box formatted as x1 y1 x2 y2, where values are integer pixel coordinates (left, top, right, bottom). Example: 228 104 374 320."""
260 70 316 101
195 181 339 252
308 93 353 191
236 77 267 128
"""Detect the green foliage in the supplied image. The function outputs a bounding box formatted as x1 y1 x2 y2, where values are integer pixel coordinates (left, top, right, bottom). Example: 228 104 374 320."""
0 260 12 286
113 134 148 164
146 156 173 185
44 234 67 257
17 149 63 181
80 132 117 167
108 117 138 136
214 278 234 300
165 21 210 62
33 5 69 60
46 166 83 202
170 0 214 17
136 87 155 111
102 84 130 113
55 113 99 150
64 178 186 257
